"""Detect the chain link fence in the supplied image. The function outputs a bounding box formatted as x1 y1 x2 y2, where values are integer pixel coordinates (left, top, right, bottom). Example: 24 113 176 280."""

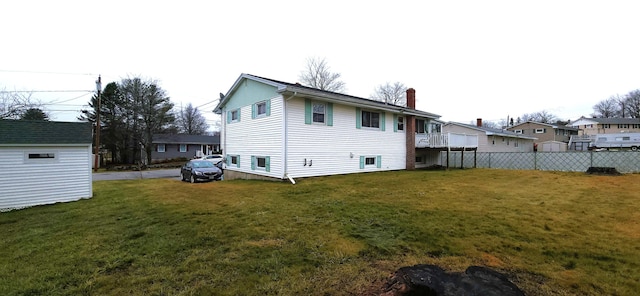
440 151 640 173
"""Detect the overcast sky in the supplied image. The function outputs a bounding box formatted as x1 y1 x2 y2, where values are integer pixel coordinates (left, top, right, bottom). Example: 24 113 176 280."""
2 0 640 128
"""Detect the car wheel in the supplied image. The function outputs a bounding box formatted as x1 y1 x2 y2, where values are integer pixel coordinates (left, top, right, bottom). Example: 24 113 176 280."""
181 172 187 182
632 146 638 151
190 174 196 183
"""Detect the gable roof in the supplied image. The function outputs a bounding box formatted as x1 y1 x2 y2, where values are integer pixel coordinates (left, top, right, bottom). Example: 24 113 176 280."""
214 73 441 119
445 121 538 140
152 134 219 145
569 117 640 126
0 120 92 145
509 121 579 131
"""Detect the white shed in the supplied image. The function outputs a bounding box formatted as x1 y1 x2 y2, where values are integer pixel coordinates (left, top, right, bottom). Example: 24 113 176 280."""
0 120 93 211
540 140 567 152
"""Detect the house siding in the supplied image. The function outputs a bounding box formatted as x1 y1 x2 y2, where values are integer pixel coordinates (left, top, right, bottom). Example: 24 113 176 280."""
444 125 534 152
285 98 406 178
223 95 284 179
0 145 92 210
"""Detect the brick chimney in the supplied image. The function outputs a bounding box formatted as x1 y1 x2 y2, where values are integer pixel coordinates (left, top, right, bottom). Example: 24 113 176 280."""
405 88 416 170
477 118 483 127
406 88 416 109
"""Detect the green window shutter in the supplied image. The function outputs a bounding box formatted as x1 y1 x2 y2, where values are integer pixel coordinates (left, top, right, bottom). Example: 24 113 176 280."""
266 99 271 116
393 114 398 132
236 155 241 168
327 103 333 126
251 156 256 170
359 156 365 169
251 104 256 119
237 109 241 122
227 111 231 123
305 99 312 124
380 112 386 131
424 122 428 133
265 156 270 172
226 155 231 166
376 156 382 168
356 107 362 129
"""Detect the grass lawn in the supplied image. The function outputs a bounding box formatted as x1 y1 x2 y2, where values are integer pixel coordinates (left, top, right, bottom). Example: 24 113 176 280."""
1 169 639 295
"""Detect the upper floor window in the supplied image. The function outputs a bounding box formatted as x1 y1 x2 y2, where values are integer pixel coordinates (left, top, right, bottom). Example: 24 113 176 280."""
602 124 610 128
397 116 404 131
586 124 593 128
313 103 325 123
431 123 441 133
619 124 629 129
252 100 270 119
362 110 380 128
633 124 640 129
514 129 523 134
229 109 240 123
535 128 545 133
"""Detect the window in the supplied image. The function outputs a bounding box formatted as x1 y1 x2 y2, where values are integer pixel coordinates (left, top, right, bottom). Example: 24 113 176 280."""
602 124 610 128
158 144 166 152
28 153 55 159
251 155 270 172
535 128 545 133
416 119 425 133
313 103 325 123
415 156 423 163
514 140 519 147
431 123 441 133
619 124 629 129
361 110 380 128
252 100 270 119
228 109 240 123
633 124 640 129
227 155 240 168
397 116 404 131
586 124 593 128
359 155 381 169
514 129 523 134
179 144 187 152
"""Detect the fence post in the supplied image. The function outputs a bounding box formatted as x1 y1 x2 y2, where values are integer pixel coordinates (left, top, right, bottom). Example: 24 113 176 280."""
590 151 593 167
534 151 537 170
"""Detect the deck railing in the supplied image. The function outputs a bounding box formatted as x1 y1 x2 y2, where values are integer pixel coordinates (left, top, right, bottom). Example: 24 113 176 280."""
415 133 478 149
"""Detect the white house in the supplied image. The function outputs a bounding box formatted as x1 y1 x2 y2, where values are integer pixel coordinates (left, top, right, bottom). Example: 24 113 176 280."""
214 74 478 181
0 120 93 210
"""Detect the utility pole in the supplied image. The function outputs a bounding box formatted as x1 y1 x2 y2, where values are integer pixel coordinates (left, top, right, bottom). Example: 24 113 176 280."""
93 75 102 172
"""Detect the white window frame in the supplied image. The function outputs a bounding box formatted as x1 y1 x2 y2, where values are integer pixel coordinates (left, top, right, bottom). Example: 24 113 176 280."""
179 144 187 152
256 101 267 118
514 129 523 134
619 124 629 129
158 144 166 153
312 102 326 124
256 156 267 170
230 155 238 165
231 109 240 122
361 110 380 129
364 156 376 166
602 124 610 129
535 128 545 134
24 151 58 164
397 116 404 131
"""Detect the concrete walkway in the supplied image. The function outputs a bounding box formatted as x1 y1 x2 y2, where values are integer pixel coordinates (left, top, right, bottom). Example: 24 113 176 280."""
93 168 181 181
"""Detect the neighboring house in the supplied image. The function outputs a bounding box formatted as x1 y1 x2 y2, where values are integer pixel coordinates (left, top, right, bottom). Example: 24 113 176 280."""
213 73 478 181
0 119 93 210
507 121 578 144
568 117 640 135
444 119 537 152
151 134 220 162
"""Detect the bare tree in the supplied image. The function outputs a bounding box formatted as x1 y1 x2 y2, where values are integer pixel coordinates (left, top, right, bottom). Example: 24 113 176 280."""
622 89 640 118
177 103 208 135
0 89 41 119
592 95 622 118
298 57 346 92
519 110 558 123
370 82 406 106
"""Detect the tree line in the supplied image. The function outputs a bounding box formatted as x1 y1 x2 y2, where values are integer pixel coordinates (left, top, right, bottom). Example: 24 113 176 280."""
78 77 209 165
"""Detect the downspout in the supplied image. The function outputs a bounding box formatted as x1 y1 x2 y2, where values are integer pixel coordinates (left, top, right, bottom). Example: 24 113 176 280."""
283 92 297 184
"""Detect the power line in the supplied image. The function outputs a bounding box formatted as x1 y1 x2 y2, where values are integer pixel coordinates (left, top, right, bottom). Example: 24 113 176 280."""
0 90 93 93
0 69 95 76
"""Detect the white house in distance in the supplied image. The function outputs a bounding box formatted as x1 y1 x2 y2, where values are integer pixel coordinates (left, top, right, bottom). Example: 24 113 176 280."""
444 119 537 152
213 74 478 182
0 120 93 210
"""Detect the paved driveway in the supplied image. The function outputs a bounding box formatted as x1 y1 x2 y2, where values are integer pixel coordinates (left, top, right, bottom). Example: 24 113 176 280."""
93 169 181 181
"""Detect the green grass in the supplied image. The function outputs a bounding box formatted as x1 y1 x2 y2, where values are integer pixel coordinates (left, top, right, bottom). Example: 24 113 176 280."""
1 169 639 295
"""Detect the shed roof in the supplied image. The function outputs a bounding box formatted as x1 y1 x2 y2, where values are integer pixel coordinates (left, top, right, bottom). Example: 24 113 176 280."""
445 121 538 140
0 120 92 145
